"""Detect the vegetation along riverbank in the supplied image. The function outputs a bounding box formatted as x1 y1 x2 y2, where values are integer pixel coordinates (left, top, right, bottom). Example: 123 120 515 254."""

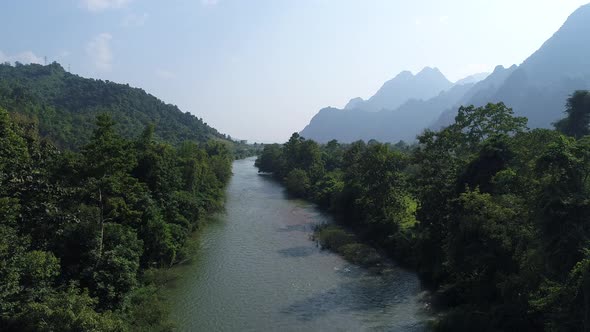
256 93 590 332
0 63 257 331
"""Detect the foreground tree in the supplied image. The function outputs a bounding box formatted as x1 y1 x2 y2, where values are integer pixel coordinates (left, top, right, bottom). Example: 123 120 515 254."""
554 90 590 139
0 109 232 330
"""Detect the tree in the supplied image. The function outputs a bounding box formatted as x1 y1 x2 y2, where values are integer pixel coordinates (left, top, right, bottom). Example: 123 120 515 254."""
554 90 590 139
0 83 233 330
82 113 135 178
0 107 29 178
91 223 142 308
535 135 590 277
285 169 310 197
452 102 528 152
322 139 343 171
11 284 124 332
255 144 283 174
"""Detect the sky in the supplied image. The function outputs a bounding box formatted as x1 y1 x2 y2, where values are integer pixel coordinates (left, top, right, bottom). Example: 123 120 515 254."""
0 0 588 143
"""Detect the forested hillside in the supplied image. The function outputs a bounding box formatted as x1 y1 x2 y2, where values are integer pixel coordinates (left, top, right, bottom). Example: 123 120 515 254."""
0 107 232 330
0 62 227 149
257 91 590 331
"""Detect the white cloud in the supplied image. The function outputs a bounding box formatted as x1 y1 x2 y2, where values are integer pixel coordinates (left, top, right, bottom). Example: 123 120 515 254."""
122 12 149 27
0 50 43 64
81 0 133 12
86 33 113 71
439 16 449 24
155 68 175 80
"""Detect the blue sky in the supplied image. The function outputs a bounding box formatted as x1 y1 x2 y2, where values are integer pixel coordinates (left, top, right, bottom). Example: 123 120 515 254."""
1 0 588 142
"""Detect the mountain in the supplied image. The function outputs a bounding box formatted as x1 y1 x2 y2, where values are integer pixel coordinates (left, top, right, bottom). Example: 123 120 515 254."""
344 67 453 112
0 62 227 149
433 3 590 129
431 65 518 129
301 81 475 143
301 4 590 143
454 72 490 85
302 68 475 143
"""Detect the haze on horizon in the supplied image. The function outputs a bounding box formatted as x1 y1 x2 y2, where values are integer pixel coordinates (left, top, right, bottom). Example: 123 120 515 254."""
1 0 588 143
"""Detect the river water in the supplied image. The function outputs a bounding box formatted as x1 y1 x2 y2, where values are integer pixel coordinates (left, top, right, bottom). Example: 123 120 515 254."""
169 157 431 331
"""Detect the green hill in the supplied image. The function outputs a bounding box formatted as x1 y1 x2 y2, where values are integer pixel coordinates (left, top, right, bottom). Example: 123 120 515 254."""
0 62 226 149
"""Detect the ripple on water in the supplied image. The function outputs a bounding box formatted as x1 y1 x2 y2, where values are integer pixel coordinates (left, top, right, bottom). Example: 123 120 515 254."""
170 158 431 332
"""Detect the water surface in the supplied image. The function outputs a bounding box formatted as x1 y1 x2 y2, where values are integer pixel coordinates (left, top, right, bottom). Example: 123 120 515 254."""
170 157 430 331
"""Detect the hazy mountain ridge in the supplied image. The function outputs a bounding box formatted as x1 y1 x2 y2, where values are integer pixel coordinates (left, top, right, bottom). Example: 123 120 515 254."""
301 69 485 143
344 67 453 112
302 80 476 143
434 3 590 130
455 72 490 85
431 64 518 129
301 3 590 143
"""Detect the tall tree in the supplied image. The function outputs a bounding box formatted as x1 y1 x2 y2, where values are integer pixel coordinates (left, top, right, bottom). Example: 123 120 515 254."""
554 90 590 139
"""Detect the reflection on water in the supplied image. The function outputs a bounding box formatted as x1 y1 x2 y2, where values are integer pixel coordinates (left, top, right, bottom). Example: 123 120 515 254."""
169 157 431 331
278 246 318 258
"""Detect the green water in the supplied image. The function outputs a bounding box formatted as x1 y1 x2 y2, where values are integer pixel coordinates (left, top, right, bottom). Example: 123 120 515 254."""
170 157 431 331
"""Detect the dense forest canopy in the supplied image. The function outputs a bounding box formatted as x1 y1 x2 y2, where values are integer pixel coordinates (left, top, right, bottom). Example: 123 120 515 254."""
0 59 266 331
257 92 590 332
0 105 232 330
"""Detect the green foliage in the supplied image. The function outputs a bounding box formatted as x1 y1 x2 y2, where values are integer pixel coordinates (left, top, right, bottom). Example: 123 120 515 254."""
120 284 174 332
315 225 381 267
10 284 125 332
91 223 143 308
531 249 590 332
453 102 528 148
311 171 344 209
255 144 284 174
554 90 590 139
285 169 311 197
0 108 232 330
0 62 226 149
316 226 355 250
255 97 590 331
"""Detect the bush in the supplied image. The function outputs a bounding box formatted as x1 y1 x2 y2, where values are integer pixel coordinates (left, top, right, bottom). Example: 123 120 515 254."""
317 226 355 250
285 168 310 197
339 243 380 266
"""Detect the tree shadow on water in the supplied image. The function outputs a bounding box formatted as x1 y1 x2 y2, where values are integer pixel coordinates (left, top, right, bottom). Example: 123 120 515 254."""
276 223 314 233
280 273 426 330
277 246 317 258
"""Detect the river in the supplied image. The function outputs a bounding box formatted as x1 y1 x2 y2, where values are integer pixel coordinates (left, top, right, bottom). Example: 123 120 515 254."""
169 157 431 331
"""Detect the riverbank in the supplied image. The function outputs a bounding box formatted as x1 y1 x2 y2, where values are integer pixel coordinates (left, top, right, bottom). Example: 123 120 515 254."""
313 224 383 268
166 157 432 331
115 205 225 331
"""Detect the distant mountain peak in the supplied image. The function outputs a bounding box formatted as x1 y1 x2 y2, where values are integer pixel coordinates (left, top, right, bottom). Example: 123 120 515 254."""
343 97 365 110
566 3 590 25
455 72 490 85
492 65 506 73
300 4 590 144
417 66 442 76
393 70 413 79
352 67 453 112
519 2 590 81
